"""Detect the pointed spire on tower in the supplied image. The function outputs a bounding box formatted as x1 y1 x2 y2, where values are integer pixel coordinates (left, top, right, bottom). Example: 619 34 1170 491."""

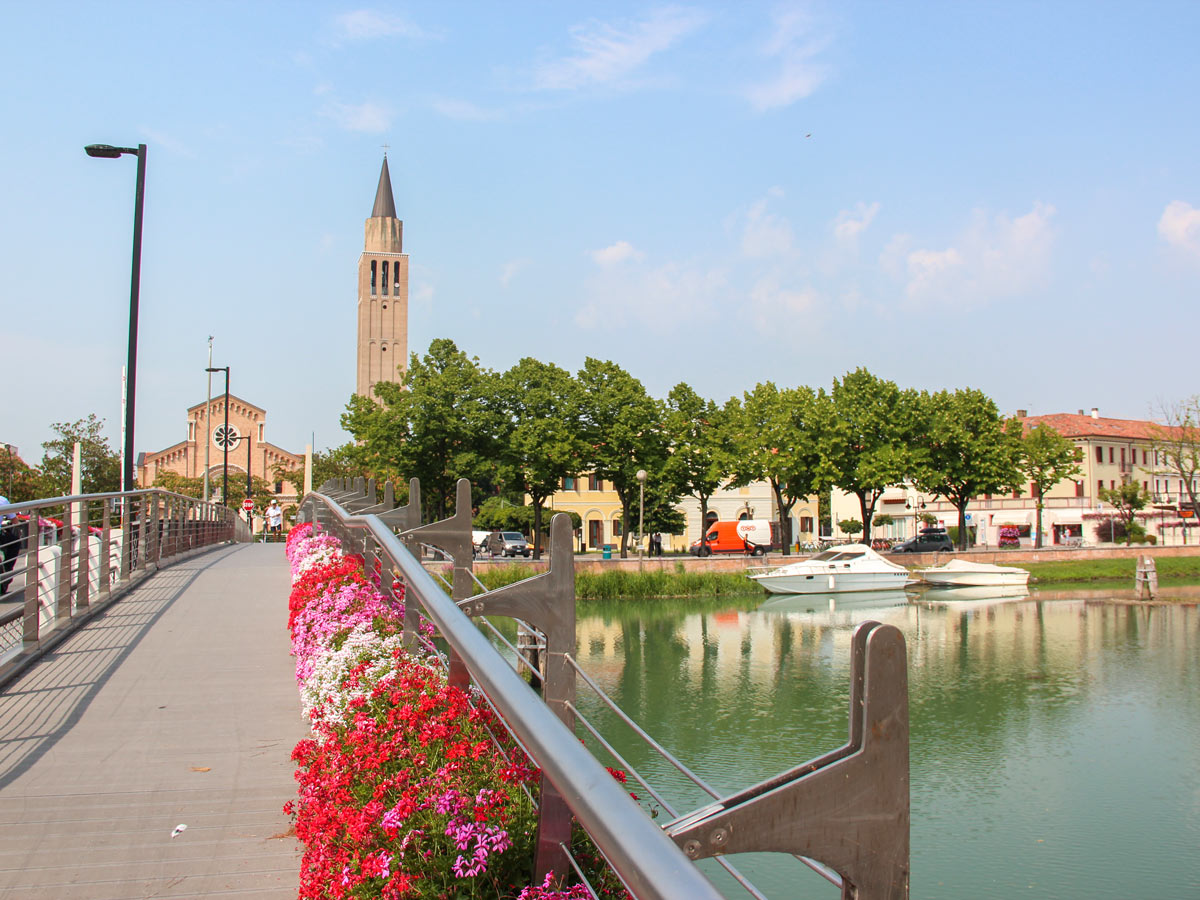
371 155 397 219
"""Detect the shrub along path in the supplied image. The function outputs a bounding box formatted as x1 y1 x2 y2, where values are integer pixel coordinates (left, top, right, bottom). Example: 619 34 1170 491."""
0 543 305 899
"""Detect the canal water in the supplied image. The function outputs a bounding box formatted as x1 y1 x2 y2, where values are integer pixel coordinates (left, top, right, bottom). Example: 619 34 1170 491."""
568 589 1200 899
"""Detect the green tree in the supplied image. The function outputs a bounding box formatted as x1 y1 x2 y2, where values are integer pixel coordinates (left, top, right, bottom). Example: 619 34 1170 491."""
496 359 587 559
725 383 823 556
576 359 673 559
838 518 863 538
663 383 728 555
38 415 121 497
912 388 1020 550
816 370 916 546
151 470 204 497
342 339 503 520
1 448 41 503
1148 397 1200 517
1017 423 1083 548
1098 481 1151 541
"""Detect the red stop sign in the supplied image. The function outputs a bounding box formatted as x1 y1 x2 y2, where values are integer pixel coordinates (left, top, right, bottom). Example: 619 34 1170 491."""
242 499 254 512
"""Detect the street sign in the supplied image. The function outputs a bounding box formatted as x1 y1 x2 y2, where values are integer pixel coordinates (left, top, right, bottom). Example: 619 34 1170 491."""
242 498 254 512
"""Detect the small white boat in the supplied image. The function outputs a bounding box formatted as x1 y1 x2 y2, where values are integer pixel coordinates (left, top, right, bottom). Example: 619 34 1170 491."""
748 544 911 595
915 558 1030 587
917 584 1031 605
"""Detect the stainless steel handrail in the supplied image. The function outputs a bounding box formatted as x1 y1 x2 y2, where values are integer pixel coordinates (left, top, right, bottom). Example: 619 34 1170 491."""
308 490 726 900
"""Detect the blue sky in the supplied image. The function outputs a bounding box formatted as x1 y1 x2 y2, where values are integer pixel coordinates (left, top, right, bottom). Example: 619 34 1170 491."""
3 2 1199 464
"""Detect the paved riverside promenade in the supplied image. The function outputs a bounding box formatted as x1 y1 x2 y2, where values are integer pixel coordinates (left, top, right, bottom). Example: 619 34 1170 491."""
0 543 306 899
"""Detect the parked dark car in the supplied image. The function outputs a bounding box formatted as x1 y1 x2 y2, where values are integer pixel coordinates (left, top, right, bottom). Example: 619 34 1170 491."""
892 528 954 553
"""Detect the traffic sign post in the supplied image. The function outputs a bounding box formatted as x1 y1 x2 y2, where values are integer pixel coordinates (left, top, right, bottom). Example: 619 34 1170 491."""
242 498 254 513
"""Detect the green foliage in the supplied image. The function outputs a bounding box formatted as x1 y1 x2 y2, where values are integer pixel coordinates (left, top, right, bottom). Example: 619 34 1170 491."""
496 358 587 557
817 369 916 545
38 414 120 497
663 383 726 546
577 358 673 558
275 443 387 500
343 339 503 519
0 448 40 503
724 382 822 553
152 470 204 497
474 496 534 533
913 388 1020 549
873 513 894 527
1098 482 1151 532
838 517 863 536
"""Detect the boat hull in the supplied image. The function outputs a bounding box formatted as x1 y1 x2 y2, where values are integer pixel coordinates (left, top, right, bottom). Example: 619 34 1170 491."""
751 569 910 595
919 571 1030 587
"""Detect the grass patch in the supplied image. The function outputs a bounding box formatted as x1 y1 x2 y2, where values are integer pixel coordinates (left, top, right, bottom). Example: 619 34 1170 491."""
470 563 758 602
1024 556 1200 585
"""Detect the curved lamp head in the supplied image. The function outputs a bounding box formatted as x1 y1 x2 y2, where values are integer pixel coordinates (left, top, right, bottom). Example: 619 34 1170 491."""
85 143 140 159
636 469 647 483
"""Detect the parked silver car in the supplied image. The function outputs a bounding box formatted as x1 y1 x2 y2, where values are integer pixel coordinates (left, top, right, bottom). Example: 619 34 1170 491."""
486 531 530 558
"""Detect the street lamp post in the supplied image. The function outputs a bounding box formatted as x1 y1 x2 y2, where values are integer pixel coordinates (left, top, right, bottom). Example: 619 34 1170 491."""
206 366 231 504
85 142 146 492
906 493 926 539
636 469 647 572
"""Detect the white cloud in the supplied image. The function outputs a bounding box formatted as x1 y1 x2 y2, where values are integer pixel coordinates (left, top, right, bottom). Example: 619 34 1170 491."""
834 202 880 240
333 10 430 41
895 202 1057 305
590 240 645 265
1158 200 1200 257
744 7 831 111
320 99 392 133
741 189 793 258
535 7 707 91
500 259 531 286
746 276 820 333
575 259 727 332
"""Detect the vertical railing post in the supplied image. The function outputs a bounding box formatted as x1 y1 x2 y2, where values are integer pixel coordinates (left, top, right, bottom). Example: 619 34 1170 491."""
22 514 40 650
149 492 161 567
77 502 91 613
99 498 111 598
120 497 132 582
137 493 150 570
57 507 73 622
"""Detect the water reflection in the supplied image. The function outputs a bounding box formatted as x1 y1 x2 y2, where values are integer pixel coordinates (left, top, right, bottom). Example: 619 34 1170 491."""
572 594 1200 899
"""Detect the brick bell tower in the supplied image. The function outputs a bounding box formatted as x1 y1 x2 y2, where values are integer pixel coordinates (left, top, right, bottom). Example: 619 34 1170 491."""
356 155 408 400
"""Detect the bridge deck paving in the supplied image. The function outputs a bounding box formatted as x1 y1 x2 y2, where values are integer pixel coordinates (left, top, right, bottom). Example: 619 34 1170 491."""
0 544 305 899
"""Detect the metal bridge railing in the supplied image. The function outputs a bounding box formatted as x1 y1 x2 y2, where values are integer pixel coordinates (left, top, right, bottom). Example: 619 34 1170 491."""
0 489 248 685
304 477 911 899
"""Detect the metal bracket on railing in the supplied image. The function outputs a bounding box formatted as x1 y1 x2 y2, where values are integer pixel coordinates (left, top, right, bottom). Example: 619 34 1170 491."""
378 478 421 537
398 478 472 602
664 620 909 900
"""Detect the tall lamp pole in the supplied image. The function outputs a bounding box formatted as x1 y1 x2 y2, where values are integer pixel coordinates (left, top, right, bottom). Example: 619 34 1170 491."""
206 366 231 504
85 142 146 492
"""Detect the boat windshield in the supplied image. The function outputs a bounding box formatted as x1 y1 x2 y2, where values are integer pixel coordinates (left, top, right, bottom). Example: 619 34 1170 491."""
830 551 865 561
810 550 842 562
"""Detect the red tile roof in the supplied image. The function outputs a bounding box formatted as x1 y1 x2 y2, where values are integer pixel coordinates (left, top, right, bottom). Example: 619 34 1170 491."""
1018 413 1166 441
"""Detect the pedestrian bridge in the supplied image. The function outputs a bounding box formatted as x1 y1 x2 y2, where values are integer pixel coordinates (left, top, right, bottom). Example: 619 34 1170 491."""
0 542 303 899
0 485 911 899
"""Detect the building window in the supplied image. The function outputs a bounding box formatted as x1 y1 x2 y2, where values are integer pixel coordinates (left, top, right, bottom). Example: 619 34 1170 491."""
393 263 400 294
1120 447 1126 466
1110 480 1115 489
275 480 283 494
382 260 389 296
1097 479 1104 495
1075 481 1084 497
612 518 622 537
188 420 195 441
258 423 264 442
1095 446 1103 463
1075 447 1084 461
1011 488 1020 499
800 516 814 533
370 260 377 295
562 476 575 490
1144 480 1149 492
1108 447 1114 464
588 474 602 491
1030 482 1037 496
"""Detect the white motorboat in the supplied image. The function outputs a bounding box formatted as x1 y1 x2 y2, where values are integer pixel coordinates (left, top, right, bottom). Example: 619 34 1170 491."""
915 558 1030 587
748 544 911 595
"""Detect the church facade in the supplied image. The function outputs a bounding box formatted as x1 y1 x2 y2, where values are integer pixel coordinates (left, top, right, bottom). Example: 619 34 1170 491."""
136 394 304 502
356 155 409 400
